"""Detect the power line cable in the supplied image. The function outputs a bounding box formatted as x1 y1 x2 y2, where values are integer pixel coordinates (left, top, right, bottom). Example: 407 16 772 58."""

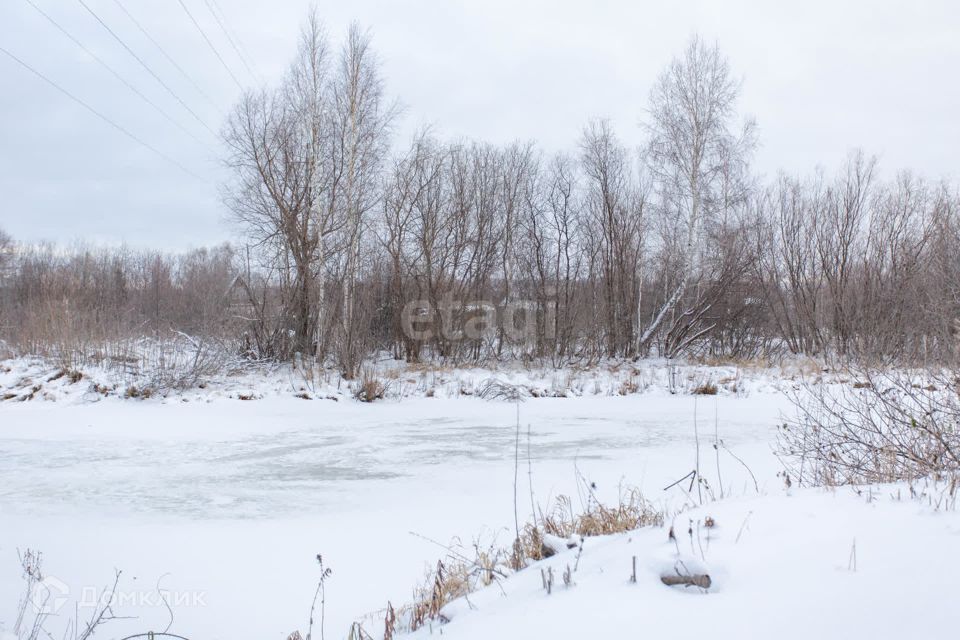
201 0 258 83
0 44 206 181
21 0 210 149
175 0 244 91
74 0 217 137
110 0 223 114
208 0 261 81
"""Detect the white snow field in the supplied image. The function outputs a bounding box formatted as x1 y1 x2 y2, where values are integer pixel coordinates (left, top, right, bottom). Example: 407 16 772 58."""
407 484 960 640
0 370 956 640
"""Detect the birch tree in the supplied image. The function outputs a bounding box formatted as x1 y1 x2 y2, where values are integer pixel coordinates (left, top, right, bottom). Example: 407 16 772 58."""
329 23 396 377
640 36 755 354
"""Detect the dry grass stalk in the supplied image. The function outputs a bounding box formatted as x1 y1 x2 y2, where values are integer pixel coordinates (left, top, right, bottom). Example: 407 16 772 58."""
387 486 663 635
692 381 718 395
353 368 388 402
541 488 664 539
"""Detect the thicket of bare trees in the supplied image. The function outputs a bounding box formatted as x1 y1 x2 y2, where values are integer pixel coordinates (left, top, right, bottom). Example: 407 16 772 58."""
0 241 237 367
1 22 958 376
221 13 395 377
751 154 960 365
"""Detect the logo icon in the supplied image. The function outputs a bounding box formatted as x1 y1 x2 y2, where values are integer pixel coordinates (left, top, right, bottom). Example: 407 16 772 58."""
31 575 70 614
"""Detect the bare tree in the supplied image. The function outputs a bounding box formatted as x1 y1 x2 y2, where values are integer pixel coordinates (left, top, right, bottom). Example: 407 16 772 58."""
516 152 584 363
329 23 397 377
0 227 12 264
580 119 645 357
0 227 13 346
496 141 536 357
814 150 877 357
222 19 328 358
222 10 396 366
9 30 960 377
640 36 755 354
751 174 827 355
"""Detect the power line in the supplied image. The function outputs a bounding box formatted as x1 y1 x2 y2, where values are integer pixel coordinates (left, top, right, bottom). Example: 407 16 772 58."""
201 0 258 83
207 0 260 81
175 0 244 91
21 0 210 149
74 0 217 137
0 44 206 181
110 0 223 114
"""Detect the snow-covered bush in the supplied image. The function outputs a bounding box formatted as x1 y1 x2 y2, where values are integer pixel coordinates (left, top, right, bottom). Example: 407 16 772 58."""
778 368 960 486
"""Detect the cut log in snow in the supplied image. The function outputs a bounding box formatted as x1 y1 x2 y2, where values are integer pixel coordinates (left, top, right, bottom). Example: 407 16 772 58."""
660 573 712 589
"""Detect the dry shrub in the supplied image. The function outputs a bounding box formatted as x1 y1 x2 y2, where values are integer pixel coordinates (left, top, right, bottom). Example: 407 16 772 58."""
779 367 960 486
92 382 113 396
618 376 640 396
541 488 664 538
124 385 154 399
400 536 509 634
385 486 663 635
407 560 470 630
353 369 387 402
383 602 397 640
347 623 375 640
47 369 83 384
18 385 42 401
718 375 739 393
478 379 523 401
692 381 718 395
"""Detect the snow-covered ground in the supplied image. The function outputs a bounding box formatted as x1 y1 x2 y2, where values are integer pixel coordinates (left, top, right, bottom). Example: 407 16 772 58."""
0 354 812 404
2 358 954 640
0 374 789 640
409 483 960 640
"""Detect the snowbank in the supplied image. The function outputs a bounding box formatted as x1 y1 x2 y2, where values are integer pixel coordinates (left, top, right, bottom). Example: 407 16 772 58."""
0 353 820 405
403 483 959 640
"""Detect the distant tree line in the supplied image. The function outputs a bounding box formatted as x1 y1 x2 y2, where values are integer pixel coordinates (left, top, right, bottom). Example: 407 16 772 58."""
1 13 957 376
0 239 236 364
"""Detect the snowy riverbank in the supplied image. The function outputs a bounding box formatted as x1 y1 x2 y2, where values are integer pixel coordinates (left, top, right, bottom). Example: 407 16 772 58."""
403 481 960 640
0 353 825 405
2 367 954 640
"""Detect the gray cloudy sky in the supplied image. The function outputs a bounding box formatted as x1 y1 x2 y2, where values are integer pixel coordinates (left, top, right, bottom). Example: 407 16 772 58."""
1 0 958 249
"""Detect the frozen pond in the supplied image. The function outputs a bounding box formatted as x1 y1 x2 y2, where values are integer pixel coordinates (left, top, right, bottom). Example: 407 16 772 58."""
0 394 790 639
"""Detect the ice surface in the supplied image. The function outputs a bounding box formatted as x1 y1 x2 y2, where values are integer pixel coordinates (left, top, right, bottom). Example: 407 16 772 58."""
0 394 788 638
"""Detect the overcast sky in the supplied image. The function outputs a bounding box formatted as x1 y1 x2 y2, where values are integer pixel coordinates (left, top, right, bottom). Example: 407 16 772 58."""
1 0 957 250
